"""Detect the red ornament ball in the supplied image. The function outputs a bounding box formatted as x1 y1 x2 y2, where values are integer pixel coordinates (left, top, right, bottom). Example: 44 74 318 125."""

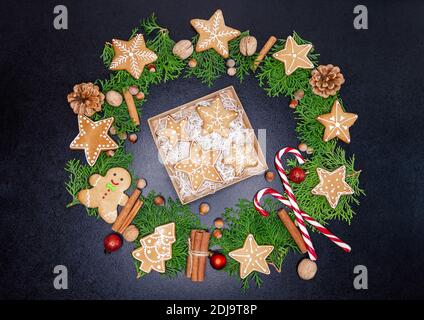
104 233 123 254
289 167 306 184
210 252 227 270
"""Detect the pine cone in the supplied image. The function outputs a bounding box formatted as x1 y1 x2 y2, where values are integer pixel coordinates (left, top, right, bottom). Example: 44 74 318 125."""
309 64 345 98
67 82 105 117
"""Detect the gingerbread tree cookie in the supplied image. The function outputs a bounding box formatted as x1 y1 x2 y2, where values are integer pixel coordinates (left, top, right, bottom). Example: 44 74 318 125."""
229 234 274 279
196 97 238 137
311 166 354 209
273 36 314 75
156 116 189 146
70 115 118 166
174 142 223 191
190 9 240 58
132 223 176 273
316 100 358 144
77 167 131 223
109 34 158 79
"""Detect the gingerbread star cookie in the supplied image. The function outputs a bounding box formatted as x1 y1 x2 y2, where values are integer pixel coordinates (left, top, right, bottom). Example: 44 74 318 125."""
224 143 258 176
156 116 189 146
70 115 118 166
316 100 358 143
196 98 238 137
109 34 158 79
190 9 241 58
132 223 176 273
229 234 274 279
174 142 223 191
273 36 314 75
311 166 354 209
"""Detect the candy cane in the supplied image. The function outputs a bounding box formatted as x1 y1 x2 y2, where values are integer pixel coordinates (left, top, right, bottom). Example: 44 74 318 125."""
253 147 351 261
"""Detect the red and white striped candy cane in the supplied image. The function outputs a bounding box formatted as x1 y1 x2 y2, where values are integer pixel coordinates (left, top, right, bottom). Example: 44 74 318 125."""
253 147 351 261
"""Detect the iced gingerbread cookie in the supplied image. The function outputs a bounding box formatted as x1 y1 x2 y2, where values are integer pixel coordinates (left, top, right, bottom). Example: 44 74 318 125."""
77 167 131 223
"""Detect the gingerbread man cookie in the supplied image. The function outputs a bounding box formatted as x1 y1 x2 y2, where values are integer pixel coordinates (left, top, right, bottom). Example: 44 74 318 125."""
77 167 131 223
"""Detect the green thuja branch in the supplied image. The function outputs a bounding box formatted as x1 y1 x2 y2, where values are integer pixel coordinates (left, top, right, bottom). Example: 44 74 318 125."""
184 35 226 86
210 199 297 290
132 192 203 279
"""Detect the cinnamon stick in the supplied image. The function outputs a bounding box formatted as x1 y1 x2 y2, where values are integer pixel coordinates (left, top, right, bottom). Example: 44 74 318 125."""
253 36 277 71
112 188 141 233
196 231 210 282
123 89 140 125
118 199 143 234
191 231 203 282
186 230 197 278
277 208 307 254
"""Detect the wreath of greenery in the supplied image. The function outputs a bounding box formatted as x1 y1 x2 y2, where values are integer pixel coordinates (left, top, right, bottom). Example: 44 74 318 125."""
65 14 364 289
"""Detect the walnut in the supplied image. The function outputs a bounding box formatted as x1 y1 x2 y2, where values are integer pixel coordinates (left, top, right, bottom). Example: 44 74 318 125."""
172 40 194 60
239 36 257 56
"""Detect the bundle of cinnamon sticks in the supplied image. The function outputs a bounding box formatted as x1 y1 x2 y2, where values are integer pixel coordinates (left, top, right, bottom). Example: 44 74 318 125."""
112 188 143 234
186 230 210 282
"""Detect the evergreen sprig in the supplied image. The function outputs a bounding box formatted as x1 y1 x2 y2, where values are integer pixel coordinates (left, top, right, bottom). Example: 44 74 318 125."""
64 145 134 216
210 198 298 290
184 35 226 87
132 192 203 278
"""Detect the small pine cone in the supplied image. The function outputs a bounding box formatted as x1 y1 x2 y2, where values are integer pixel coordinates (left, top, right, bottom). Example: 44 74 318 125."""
309 64 345 98
67 82 105 117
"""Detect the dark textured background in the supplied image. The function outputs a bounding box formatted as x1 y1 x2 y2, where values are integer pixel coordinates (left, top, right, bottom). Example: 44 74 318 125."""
1 0 423 299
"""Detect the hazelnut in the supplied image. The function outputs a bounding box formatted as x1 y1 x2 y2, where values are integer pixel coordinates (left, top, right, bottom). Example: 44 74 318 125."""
135 92 145 100
147 64 156 72
105 150 115 157
289 99 298 109
239 36 257 56
298 143 308 152
172 40 194 60
306 147 314 155
265 171 275 182
128 133 138 143
105 90 123 107
136 178 147 190
153 195 165 206
188 58 197 68
109 126 117 135
123 225 139 242
212 229 222 239
199 202 210 215
297 258 317 280
128 86 139 95
227 67 236 76
214 218 224 229
226 59 236 68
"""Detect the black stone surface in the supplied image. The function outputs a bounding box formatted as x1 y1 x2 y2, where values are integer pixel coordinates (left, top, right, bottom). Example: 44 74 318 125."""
1 0 423 299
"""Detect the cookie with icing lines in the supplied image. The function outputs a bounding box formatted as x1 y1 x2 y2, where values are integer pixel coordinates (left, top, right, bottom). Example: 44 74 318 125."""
78 167 131 223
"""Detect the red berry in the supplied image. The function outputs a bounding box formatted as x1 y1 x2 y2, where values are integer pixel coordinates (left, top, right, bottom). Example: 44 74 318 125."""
104 233 123 254
289 167 306 184
210 252 227 270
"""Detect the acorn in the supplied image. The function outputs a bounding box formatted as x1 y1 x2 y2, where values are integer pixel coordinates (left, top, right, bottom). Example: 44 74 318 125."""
199 202 210 215
153 195 165 206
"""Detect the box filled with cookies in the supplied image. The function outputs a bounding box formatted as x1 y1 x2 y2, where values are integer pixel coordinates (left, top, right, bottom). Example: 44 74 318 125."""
148 86 267 204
